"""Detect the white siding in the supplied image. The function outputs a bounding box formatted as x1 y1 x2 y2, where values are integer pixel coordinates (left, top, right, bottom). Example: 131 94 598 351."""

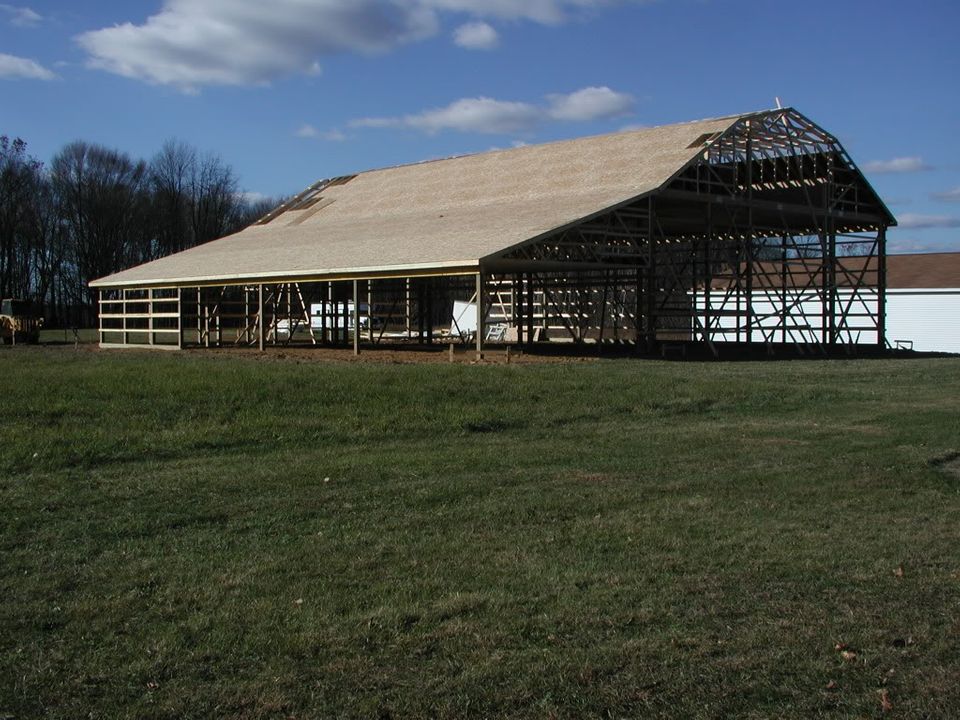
886 290 960 353
693 290 882 345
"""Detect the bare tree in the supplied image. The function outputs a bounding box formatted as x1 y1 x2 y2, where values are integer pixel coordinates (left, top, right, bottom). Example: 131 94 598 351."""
149 140 245 253
149 139 196 257
28 177 68 316
51 141 150 305
190 152 240 245
4 134 277 324
0 136 43 299
231 194 287 231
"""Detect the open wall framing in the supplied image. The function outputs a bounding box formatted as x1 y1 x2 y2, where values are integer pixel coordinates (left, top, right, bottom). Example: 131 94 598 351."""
94 109 894 356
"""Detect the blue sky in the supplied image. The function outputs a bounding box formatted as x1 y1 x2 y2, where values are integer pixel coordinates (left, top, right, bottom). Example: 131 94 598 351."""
1 0 959 253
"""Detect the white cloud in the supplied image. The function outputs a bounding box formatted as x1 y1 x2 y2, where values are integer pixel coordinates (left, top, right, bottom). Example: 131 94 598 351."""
932 187 960 202
547 86 634 121
897 213 960 230
887 236 959 254
882 197 911 207
354 96 543 134
76 0 646 90
453 21 499 49
0 4 41 27
297 124 347 141
77 0 438 91
236 191 267 204
863 156 931 174
296 124 320 138
0 52 56 80
426 0 631 25
353 86 635 135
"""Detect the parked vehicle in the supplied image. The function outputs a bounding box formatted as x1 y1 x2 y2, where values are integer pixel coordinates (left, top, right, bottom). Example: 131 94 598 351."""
309 302 382 332
0 298 42 344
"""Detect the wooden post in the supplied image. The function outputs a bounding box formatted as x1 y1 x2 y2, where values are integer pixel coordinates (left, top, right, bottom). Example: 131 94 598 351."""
258 283 265 352
216 287 223 347
342 287 349 346
203 295 210 349
877 226 886 349
405 278 412 339
177 287 183 349
353 279 360 355
148 288 155 346
98 290 104 345
781 234 788 345
245 287 250 344
367 279 374 343
475 272 484 360
827 232 839 346
323 285 329 344
196 287 202 345
515 273 524 345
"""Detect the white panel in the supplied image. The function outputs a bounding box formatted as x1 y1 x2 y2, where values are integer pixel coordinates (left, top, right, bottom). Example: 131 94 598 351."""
692 290 881 345
886 291 960 353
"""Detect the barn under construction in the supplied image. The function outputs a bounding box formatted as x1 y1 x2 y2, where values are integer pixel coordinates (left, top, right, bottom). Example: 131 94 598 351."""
90 108 895 357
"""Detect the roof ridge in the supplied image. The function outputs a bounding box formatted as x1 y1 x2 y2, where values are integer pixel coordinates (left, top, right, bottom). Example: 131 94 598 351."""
305 108 778 186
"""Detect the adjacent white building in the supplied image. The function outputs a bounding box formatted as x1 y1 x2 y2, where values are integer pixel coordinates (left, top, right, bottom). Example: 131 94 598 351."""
886 252 960 353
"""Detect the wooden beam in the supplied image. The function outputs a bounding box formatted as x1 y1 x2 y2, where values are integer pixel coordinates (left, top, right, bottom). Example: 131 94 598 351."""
877 226 887 349
177 287 183 349
258 283 265 351
475 272 484 360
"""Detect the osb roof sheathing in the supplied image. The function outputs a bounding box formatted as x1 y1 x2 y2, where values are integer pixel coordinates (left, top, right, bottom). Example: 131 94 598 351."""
90 113 748 288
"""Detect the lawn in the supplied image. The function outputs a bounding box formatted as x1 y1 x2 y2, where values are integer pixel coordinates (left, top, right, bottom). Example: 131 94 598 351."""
1 347 958 719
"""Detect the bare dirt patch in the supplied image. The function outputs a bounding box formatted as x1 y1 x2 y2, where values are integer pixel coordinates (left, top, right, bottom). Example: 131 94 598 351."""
194 344 600 365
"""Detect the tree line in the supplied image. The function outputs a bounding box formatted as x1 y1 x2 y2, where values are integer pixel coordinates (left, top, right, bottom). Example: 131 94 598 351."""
0 135 280 326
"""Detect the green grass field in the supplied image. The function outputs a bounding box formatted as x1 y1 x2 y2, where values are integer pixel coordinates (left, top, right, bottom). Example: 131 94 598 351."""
1 347 958 719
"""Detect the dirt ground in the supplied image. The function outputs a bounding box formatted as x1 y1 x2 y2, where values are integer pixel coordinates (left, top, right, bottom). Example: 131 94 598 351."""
25 339 608 365
196 343 603 365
